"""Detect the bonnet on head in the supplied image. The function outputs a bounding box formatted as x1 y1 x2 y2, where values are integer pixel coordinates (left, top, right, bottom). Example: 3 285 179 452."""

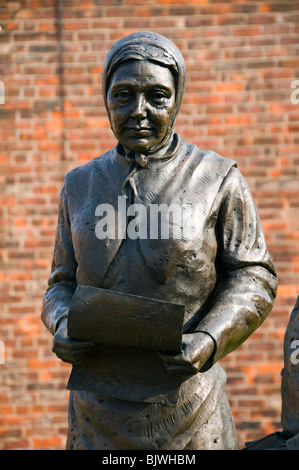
102 31 186 129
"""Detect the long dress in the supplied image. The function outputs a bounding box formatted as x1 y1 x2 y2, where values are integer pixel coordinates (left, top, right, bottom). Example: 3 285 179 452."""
42 133 277 450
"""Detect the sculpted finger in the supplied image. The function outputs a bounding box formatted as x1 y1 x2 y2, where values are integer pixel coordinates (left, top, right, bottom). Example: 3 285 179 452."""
165 362 198 376
52 345 89 364
159 352 185 365
54 336 95 351
68 339 96 349
165 364 186 375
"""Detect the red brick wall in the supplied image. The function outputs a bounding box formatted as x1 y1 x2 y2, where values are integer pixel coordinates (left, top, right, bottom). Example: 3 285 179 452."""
1 0 299 450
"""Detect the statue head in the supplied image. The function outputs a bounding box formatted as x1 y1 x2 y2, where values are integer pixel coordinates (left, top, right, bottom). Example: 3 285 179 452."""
102 31 186 155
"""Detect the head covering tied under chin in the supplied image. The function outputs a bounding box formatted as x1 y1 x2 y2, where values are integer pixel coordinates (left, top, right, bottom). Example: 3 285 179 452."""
102 31 186 153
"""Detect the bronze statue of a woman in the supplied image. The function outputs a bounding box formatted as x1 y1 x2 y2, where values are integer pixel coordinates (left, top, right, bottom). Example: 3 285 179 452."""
42 31 277 450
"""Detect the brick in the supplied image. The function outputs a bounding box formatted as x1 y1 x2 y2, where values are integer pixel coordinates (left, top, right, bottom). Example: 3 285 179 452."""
215 83 244 93
32 436 63 449
226 115 255 125
232 26 262 36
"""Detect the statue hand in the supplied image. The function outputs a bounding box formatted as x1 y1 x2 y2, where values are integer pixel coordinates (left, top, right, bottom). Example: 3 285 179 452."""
52 317 96 365
160 332 215 376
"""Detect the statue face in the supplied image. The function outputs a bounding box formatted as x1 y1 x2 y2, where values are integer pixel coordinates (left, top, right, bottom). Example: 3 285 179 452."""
107 60 176 154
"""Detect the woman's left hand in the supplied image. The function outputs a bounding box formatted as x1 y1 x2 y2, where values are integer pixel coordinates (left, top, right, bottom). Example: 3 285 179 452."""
160 332 215 376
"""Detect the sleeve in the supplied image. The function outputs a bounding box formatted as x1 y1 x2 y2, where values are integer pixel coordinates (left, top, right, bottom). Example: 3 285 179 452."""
41 185 78 336
195 167 278 370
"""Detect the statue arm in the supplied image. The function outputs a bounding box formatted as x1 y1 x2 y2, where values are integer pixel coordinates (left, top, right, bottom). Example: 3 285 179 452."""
41 186 78 336
195 167 278 370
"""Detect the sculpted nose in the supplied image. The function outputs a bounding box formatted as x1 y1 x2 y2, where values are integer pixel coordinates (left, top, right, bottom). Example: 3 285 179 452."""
131 94 147 119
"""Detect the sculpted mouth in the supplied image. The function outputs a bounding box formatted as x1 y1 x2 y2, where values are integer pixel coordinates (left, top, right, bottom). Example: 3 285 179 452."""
125 127 153 137
126 127 152 131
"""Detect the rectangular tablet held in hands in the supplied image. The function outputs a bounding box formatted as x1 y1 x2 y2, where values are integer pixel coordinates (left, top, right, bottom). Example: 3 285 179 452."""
67 285 185 353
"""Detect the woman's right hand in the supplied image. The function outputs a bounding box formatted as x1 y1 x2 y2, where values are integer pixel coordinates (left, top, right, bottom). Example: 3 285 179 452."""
52 317 96 365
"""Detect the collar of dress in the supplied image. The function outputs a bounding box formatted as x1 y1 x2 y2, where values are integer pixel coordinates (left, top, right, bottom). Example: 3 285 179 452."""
115 132 182 169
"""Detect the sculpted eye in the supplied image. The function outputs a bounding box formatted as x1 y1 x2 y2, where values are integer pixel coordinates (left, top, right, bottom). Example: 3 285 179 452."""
114 89 131 103
148 87 172 106
150 91 168 104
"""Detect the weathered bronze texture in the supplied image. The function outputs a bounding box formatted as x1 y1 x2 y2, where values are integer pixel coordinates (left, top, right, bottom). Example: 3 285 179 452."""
42 31 277 450
67 286 185 352
281 296 299 437
245 297 299 450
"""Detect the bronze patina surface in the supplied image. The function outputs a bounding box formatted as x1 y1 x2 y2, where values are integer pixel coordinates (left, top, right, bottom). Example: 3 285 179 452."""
42 31 277 450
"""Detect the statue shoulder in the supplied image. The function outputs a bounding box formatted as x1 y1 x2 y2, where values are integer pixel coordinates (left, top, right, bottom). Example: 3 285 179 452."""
196 146 236 173
183 140 237 179
63 149 115 191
